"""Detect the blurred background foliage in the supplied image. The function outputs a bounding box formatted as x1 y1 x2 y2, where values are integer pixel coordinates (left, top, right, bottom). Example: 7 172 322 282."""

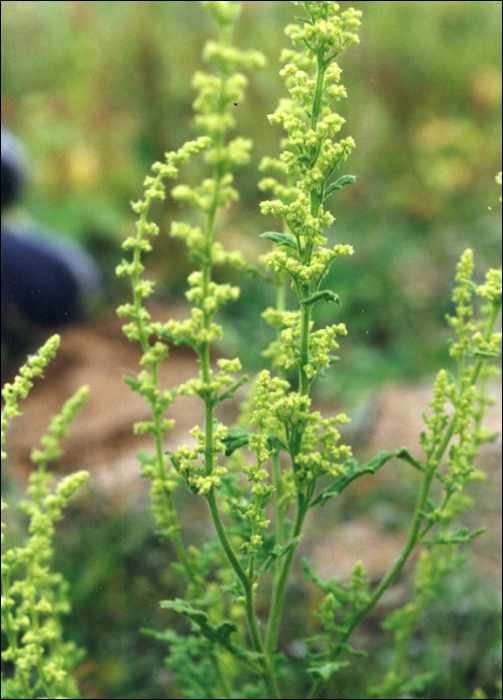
1 0 501 395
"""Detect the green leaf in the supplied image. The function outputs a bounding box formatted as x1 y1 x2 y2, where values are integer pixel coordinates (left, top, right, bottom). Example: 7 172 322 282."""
424 527 486 548
302 558 348 601
167 450 181 473
338 643 368 659
311 448 423 508
221 429 286 458
324 175 356 199
302 558 333 592
155 524 182 539
123 376 141 392
294 15 313 25
157 328 197 349
256 536 303 577
221 428 251 456
189 249 209 266
458 278 478 290
261 232 298 250
470 349 501 359
266 433 287 455
307 661 350 681
301 290 341 307
158 600 264 671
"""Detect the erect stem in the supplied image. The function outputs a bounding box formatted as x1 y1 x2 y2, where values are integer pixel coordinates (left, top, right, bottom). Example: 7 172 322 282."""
310 54 326 132
265 47 330 677
194 26 280 698
299 287 312 397
265 493 309 658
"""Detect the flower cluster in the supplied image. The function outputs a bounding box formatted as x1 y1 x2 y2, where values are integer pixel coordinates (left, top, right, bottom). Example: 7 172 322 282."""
446 250 502 366
1 335 60 459
261 2 361 269
260 1 360 412
421 249 502 528
170 423 229 497
248 370 351 497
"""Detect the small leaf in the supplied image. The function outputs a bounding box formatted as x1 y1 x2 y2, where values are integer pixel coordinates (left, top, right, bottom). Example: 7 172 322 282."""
328 355 340 365
301 290 341 307
261 232 298 250
324 175 356 199
470 349 500 359
189 249 209 266
424 527 486 548
302 558 337 593
401 672 438 695
458 278 478 290
222 428 252 456
244 264 275 283
123 376 141 392
311 448 423 508
266 433 287 455
167 450 181 473
307 661 350 681
338 643 368 659
158 599 264 670
256 536 302 577
160 600 231 638
294 15 313 25
157 329 197 349
155 524 181 539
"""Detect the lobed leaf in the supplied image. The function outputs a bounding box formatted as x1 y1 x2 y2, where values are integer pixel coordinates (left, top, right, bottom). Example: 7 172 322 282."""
261 231 298 250
324 175 356 199
311 448 424 508
301 290 341 307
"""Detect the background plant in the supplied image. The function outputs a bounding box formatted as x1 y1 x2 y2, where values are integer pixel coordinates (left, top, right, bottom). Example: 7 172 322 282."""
1 336 89 700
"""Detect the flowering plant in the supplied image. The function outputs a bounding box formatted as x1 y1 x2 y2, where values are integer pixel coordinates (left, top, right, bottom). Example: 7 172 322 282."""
1 2 501 699
1 336 89 700
117 2 502 699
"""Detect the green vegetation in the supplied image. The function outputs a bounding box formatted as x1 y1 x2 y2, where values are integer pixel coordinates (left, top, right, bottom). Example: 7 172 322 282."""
1 2 501 699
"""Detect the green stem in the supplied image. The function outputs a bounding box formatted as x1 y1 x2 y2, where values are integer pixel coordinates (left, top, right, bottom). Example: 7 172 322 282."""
299 291 312 397
310 54 326 132
265 495 309 658
193 25 282 699
208 488 280 698
150 362 198 588
272 452 284 550
266 50 329 690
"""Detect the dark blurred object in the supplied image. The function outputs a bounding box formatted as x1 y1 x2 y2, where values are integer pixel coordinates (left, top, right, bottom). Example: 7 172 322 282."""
1 125 27 210
1 126 101 360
